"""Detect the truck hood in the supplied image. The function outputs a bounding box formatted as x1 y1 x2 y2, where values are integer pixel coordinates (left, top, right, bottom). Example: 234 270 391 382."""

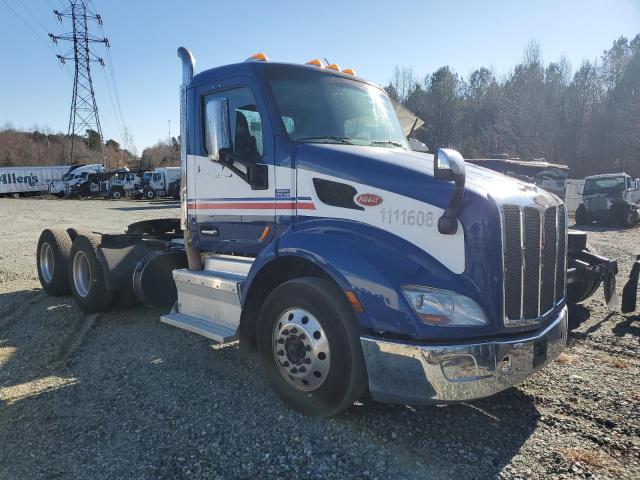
295 143 544 210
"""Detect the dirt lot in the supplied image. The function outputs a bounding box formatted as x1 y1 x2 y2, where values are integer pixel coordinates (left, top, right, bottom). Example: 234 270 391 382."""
0 198 638 479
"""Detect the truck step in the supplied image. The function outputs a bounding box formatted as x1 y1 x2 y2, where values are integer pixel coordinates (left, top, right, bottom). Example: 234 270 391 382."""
166 268 244 342
202 254 254 276
161 310 237 343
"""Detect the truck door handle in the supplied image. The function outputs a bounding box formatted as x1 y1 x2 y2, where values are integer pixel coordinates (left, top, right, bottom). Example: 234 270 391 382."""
200 227 219 236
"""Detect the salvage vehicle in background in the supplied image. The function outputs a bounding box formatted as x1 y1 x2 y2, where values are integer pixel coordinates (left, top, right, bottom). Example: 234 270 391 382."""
49 163 104 197
36 49 585 416
575 173 640 227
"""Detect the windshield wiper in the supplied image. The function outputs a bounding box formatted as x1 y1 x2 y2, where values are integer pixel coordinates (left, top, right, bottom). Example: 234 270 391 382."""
369 140 403 148
296 136 354 145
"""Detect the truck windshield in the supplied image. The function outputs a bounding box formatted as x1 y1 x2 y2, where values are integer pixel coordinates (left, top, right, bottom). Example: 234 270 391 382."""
583 177 626 195
266 69 408 149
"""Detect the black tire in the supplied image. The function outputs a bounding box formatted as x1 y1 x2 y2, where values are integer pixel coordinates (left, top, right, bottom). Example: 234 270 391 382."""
68 233 114 313
620 205 636 228
257 277 367 417
575 204 589 225
54 191 65 199
37 228 73 296
145 189 155 200
110 189 122 200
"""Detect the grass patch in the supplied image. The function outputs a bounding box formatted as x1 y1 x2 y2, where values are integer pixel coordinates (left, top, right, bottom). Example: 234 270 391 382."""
560 448 608 467
556 352 575 364
603 356 630 369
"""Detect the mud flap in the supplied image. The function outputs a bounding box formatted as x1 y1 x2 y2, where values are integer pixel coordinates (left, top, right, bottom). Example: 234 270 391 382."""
604 270 618 312
621 256 640 314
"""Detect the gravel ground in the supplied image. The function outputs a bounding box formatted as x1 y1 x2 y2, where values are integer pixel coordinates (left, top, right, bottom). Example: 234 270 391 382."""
0 198 638 479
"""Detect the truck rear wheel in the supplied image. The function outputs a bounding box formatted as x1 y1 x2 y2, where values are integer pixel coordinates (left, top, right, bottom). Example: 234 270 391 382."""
110 189 122 200
37 228 73 296
257 277 367 417
68 233 114 312
575 204 589 225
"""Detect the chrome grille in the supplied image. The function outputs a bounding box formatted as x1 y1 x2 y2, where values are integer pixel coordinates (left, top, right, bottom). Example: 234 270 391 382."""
501 203 567 326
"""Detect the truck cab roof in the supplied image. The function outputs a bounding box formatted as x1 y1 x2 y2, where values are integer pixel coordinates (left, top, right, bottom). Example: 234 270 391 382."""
189 60 374 90
585 172 629 180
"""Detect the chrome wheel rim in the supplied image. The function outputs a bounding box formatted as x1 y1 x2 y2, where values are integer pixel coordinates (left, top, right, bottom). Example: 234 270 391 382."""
272 308 331 391
72 250 91 298
39 242 54 283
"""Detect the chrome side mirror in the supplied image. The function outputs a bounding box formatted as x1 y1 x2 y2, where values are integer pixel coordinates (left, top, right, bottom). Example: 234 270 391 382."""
205 97 232 162
434 148 466 235
434 148 465 181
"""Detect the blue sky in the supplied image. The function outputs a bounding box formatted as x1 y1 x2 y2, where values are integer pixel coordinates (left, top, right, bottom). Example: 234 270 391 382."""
1 0 638 152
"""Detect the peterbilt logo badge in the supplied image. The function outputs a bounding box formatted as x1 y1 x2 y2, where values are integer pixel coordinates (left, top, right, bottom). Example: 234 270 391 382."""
534 194 548 207
356 193 383 207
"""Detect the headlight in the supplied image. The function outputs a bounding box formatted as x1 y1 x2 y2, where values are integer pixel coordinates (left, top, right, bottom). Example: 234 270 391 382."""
402 286 487 326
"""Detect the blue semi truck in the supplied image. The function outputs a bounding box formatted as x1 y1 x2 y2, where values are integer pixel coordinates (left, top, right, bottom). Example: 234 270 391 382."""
36 49 576 416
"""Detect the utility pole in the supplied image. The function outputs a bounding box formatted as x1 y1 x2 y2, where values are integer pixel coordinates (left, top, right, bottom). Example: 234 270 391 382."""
50 1 108 167
168 119 171 144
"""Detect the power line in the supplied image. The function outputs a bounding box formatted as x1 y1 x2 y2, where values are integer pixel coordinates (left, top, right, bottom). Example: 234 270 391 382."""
84 0 128 149
0 0 73 79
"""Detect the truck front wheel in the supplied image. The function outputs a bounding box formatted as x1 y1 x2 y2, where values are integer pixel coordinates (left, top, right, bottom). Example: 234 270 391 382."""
620 205 637 228
575 204 589 225
257 277 367 417
145 189 155 200
68 233 114 312
37 228 73 296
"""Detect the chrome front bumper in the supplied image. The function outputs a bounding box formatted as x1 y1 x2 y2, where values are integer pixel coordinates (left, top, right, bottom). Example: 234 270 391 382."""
360 306 568 404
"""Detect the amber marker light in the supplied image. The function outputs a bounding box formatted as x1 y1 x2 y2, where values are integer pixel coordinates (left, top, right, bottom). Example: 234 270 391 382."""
345 291 365 313
326 63 341 71
342 68 356 75
246 52 268 62
305 58 324 67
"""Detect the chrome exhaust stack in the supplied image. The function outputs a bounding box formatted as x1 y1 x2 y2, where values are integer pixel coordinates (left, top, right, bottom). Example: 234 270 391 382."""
177 47 202 271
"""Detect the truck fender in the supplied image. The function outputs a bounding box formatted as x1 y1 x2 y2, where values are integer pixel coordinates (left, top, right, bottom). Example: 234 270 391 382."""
240 219 467 348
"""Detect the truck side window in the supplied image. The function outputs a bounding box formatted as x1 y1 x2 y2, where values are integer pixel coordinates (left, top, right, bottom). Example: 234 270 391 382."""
204 87 264 163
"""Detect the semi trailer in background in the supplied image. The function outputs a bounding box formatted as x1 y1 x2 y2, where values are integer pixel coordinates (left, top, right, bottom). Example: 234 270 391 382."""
0 165 69 197
466 156 569 199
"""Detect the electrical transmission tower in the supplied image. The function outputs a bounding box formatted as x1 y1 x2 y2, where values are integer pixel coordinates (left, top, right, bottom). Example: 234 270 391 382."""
49 1 108 166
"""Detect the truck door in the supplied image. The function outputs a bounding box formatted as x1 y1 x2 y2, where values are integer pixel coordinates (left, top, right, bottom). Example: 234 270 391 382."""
192 83 275 253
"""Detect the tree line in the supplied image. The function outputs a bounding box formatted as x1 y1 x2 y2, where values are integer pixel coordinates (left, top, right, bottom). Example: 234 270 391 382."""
386 34 640 178
0 123 179 171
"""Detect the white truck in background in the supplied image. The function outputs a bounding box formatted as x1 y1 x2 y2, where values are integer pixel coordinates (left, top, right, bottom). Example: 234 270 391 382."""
0 165 69 197
108 170 145 199
135 167 180 199
48 163 104 197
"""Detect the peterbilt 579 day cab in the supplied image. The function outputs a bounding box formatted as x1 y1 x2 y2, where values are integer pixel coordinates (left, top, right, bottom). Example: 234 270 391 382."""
36 49 570 416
